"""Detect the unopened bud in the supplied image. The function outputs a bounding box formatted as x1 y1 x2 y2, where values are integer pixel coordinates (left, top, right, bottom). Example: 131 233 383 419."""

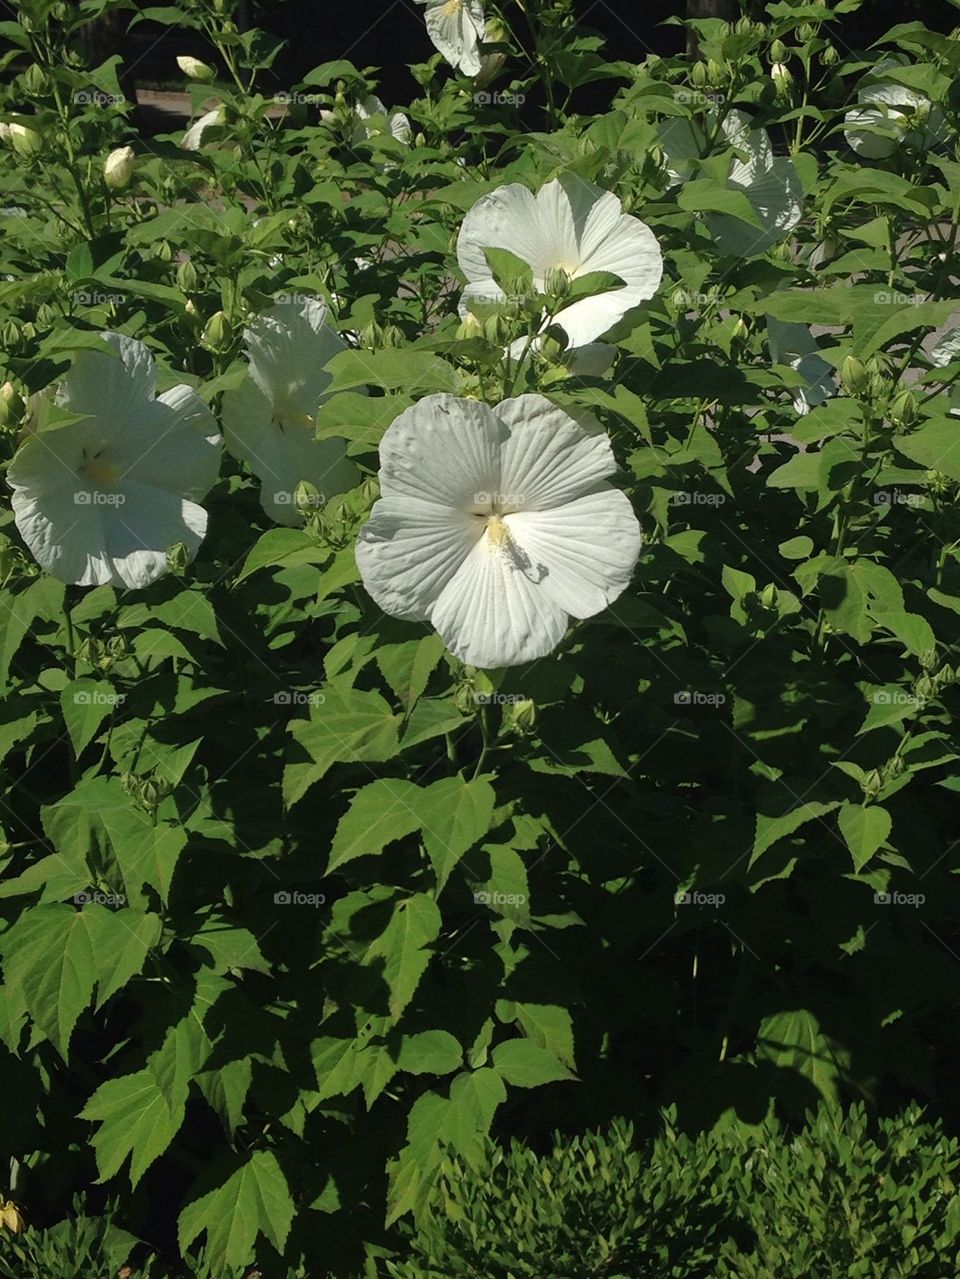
760 583 777 609
202 310 232 351
840 355 868 395
483 313 512 346
454 682 479 716
503 697 536 735
889 387 918 427
294 479 323 518
153 240 173 262
360 318 384 349
166 541 190 573
862 768 883 799
821 43 839 66
8 122 42 158
706 59 726 87
176 259 198 292
456 312 484 341
381 324 404 348
0 381 24 427
177 55 216 82
543 266 573 301
0 1201 24 1234
770 62 792 94
103 145 135 190
691 60 708 88
21 65 47 96
798 24 817 42
884 754 905 779
770 38 787 62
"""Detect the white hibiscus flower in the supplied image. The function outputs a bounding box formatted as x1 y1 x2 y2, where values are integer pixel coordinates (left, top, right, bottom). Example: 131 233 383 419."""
353 95 412 146
356 393 642 669
8 334 220 589
415 0 485 77
659 110 802 258
181 105 225 151
766 317 835 416
222 297 359 526
457 174 663 351
844 59 944 158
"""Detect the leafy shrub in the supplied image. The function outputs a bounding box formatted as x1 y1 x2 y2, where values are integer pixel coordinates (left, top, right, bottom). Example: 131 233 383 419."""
1 0 960 1275
393 1105 960 1279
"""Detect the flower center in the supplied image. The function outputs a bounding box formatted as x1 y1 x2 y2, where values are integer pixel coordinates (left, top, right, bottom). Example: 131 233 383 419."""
485 513 511 550
272 394 314 433
81 454 121 488
442 0 462 13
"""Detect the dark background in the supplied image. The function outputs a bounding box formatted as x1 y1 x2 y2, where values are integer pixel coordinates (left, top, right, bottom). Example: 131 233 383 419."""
119 0 957 98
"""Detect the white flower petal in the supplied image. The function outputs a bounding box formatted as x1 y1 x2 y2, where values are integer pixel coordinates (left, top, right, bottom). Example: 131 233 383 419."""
222 378 358 526
355 495 483 620
181 106 224 151
59 332 156 418
376 394 502 509
505 488 642 618
431 533 569 668
112 384 220 500
457 183 551 299
495 394 617 510
245 296 345 413
419 0 485 75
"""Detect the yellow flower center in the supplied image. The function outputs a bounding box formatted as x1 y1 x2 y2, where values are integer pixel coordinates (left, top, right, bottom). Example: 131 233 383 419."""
273 393 314 432
83 456 121 487
442 0 462 13
485 513 511 549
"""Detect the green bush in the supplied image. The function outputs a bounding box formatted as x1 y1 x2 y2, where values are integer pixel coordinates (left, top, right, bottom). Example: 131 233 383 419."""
391 1105 960 1279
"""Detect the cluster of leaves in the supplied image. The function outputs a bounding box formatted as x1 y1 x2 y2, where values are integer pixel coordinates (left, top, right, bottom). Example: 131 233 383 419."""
0 0 959 1274
391 1102 960 1279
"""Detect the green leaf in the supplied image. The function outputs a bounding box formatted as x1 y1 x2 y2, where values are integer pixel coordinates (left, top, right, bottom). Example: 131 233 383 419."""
875 610 936 657
0 576 64 690
491 1039 576 1087
95 910 162 1008
363 894 442 1021
895 418 960 484
178 1151 294 1274
285 680 401 808
514 1004 576 1071
59 678 120 757
752 801 841 866
376 635 446 711
326 348 459 395
235 527 330 582
756 1008 849 1105
81 1059 186 1187
396 1030 463 1077
838 803 892 871
481 246 534 294
327 778 422 872
100 810 187 906
417 776 497 892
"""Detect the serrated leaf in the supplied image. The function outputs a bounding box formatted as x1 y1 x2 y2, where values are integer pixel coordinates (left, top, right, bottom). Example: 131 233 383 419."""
363 894 441 1020
59 678 120 757
285 681 401 808
396 1030 463 1077
417 776 497 892
756 1008 849 1105
838 803 891 871
752 801 840 866
491 1039 576 1087
327 778 422 872
81 1060 186 1187
178 1151 294 1273
514 1004 576 1070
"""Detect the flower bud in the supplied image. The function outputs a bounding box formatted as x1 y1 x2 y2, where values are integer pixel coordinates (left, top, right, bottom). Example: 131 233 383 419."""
21 65 47 96
840 355 868 396
770 62 792 95
454 681 479 716
0 381 24 428
798 24 817 42
0 1201 24 1234
770 38 787 62
503 697 536 735
8 122 42 158
176 259 198 292
691 60 708 88
177 55 216 82
294 479 323 519
705 59 727 88
381 324 405 349
914 674 936 703
103 144 135 190
166 541 190 573
760 582 778 609
213 0 233 12
821 43 839 66
202 310 232 351
544 266 573 301
862 768 883 799
153 240 173 262
731 315 750 342
456 312 484 341
483 313 512 346
106 634 128 659
889 387 918 428
883 754 905 779
360 318 384 349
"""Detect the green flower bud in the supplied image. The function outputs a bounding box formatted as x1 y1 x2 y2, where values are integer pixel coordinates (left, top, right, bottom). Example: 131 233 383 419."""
691 60 708 88
21 65 47 96
360 318 384 349
918 647 938 672
889 387 918 428
731 315 750 342
381 324 405 349
294 479 323 518
883 753 905 779
202 310 232 352
867 371 890 402
840 355 868 395
798 23 817 42
706 59 727 87
544 266 573 301
106 634 128 659
914 674 935 703
770 38 787 62
926 469 952 495
934 663 955 687
770 62 792 95
183 299 201 329
862 768 883 799
456 313 484 341
176 55 216 82
822 42 839 65
166 541 190 573
8 122 42 158
103 144 135 190
76 636 104 667
503 697 536 735
120 770 140 797
153 240 173 262
453 681 479 716
483 313 512 346
0 381 24 428
760 582 778 609
176 259 198 292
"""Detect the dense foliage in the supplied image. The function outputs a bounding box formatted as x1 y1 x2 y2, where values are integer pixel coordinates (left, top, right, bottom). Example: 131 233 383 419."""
0 0 959 1274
